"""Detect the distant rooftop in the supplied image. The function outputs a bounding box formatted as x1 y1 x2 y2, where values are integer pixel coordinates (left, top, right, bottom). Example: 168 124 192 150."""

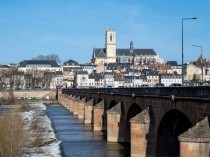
93 48 157 58
0 65 11 68
63 59 79 66
18 60 60 67
167 61 179 66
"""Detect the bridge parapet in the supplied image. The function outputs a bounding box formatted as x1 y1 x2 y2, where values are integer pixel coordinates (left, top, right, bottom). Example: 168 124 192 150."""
62 86 210 99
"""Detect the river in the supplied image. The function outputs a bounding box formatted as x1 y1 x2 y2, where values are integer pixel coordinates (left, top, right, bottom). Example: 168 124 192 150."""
45 103 130 157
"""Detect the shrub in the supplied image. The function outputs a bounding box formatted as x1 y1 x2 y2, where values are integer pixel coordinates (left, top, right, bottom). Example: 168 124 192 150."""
0 114 29 157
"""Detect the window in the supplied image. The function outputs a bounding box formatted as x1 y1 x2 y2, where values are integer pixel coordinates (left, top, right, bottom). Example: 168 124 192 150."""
110 34 112 41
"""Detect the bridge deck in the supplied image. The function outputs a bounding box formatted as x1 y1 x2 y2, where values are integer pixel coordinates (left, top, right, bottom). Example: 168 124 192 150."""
62 86 210 99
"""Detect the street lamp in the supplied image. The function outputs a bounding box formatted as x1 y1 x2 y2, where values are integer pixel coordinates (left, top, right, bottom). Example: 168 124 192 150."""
130 41 135 87
132 52 135 87
182 17 197 85
192 44 203 83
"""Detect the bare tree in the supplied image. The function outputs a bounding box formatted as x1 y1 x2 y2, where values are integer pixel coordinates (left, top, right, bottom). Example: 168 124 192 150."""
32 53 61 63
27 69 43 88
43 72 54 89
46 54 61 63
34 55 45 60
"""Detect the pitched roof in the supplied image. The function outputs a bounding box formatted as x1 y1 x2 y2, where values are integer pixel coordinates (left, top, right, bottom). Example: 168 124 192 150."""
167 61 178 66
117 49 156 56
93 48 106 58
93 48 157 58
63 59 79 66
116 49 131 56
147 71 159 76
160 73 181 78
0 65 11 68
125 76 132 79
107 63 117 70
18 60 60 67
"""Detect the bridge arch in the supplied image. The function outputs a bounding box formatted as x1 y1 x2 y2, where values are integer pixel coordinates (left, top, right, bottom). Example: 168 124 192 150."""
125 103 141 141
96 98 102 104
87 96 92 101
108 100 117 110
156 109 192 157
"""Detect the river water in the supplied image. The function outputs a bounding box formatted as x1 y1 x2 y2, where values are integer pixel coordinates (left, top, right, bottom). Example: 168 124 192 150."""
45 103 130 157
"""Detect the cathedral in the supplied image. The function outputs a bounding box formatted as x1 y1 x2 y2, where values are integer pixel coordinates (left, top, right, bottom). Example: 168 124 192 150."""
92 29 163 66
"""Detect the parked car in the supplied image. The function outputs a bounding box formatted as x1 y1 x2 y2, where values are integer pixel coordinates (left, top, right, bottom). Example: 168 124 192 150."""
169 83 182 87
140 84 149 87
153 83 165 87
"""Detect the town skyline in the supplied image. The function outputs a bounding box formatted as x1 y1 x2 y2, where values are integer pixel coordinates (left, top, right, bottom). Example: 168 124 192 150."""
1 0 210 65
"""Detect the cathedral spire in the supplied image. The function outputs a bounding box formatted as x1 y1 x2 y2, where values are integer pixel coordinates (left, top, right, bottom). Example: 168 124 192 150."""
130 40 134 54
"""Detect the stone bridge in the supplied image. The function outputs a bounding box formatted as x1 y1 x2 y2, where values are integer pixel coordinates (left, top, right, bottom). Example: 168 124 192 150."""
57 87 210 157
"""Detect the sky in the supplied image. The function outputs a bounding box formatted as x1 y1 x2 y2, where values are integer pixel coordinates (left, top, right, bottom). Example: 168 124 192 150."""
0 0 210 65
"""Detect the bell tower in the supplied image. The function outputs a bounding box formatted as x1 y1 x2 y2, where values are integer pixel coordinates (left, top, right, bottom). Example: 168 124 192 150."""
105 29 116 63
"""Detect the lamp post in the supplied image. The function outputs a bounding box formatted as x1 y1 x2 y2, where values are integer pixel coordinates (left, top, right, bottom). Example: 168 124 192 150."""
182 17 197 85
132 52 135 87
192 45 203 83
130 41 135 87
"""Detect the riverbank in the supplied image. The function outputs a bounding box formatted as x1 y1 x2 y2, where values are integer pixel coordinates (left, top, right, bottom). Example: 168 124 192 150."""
0 103 61 157
0 99 57 105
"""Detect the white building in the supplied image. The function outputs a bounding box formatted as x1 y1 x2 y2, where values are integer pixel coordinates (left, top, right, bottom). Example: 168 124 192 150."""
160 74 182 86
167 61 182 75
18 60 62 72
62 71 75 88
76 71 89 88
55 71 63 88
186 62 205 81
103 73 114 87
146 71 159 87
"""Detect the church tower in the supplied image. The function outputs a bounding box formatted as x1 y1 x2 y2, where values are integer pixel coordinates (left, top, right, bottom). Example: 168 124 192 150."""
105 29 116 63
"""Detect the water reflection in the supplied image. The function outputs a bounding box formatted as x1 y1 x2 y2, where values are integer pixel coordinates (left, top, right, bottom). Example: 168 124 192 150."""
46 103 130 157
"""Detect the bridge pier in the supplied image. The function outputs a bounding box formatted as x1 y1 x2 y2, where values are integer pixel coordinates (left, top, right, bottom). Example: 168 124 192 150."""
69 95 76 113
66 95 73 111
70 95 75 112
57 93 63 104
64 95 69 108
130 107 152 157
85 98 94 124
93 100 105 131
78 97 86 119
73 96 80 115
107 102 125 142
179 117 210 157
59 94 64 106
59 94 68 108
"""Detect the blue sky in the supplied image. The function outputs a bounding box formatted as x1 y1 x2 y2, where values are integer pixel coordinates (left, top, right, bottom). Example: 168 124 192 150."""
0 0 210 65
